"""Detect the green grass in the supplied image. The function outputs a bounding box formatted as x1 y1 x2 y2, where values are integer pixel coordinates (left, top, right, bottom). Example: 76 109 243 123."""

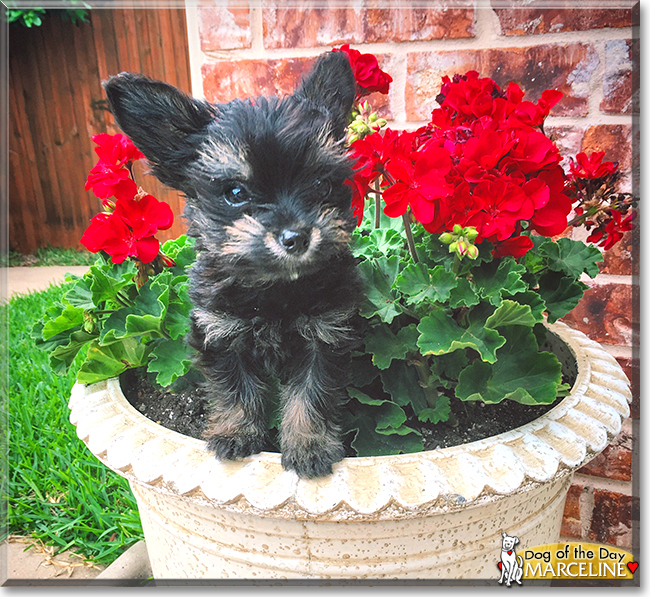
7 246 97 267
2 283 143 566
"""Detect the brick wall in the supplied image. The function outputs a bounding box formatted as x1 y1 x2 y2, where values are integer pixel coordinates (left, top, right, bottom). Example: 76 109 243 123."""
187 1 639 551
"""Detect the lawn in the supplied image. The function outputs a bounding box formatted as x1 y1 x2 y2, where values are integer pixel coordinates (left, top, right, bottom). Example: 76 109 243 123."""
2 282 143 566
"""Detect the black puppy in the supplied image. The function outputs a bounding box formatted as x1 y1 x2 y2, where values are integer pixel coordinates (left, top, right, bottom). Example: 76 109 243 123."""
103 52 363 478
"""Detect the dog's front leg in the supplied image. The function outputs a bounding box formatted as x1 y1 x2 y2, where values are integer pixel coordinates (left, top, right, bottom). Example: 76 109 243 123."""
278 343 348 478
201 345 270 460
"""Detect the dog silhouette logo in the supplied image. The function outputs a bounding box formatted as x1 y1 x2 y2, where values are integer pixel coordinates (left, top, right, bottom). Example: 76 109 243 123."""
497 532 524 586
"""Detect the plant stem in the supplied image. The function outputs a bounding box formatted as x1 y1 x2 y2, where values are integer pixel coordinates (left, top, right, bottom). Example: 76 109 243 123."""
409 353 439 410
402 211 419 264
373 179 381 229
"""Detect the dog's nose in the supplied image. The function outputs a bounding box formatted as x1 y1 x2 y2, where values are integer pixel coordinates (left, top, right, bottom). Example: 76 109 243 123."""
278 229 310 255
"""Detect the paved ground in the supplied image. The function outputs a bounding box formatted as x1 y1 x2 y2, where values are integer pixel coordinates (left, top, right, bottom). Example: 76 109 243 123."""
3 266 152 584
3 265 90 299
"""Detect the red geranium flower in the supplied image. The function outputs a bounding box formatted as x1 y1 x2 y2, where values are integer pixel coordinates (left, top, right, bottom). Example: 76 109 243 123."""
92 133 144 168
334 45 393 96
80 194 174 264
85 161 139 201
569 151 618 180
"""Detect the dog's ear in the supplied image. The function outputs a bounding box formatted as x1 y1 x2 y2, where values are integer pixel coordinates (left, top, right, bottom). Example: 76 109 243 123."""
103 73 215 190
514 537 520 545
294 51 356 140
502 532 507 539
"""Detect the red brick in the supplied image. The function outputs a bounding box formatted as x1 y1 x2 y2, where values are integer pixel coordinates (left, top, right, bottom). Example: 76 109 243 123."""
561 282 635 347
588 489 635 547
198 3 252 51
262 4 474 49
262 5 364 49
406 44 598 121
546 125 584 169
615 356 639 419
202 57 316 104
578 430 632 481
363 5 475 42
600 40 637 115
492 1 632 36
561 483 584 538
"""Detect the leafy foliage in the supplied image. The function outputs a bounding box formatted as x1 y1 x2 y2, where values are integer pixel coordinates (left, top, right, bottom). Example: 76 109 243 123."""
32 236 197 389
341 198 600 455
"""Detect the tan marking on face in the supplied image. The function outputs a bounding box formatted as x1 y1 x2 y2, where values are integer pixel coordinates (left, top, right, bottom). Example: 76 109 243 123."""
221 215 266 256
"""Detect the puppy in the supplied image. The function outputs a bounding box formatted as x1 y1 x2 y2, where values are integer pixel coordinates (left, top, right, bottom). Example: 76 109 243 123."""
103 52 363 478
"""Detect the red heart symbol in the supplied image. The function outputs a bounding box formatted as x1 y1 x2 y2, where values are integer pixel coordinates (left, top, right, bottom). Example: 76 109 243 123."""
508 550 513 555
498 562 503 570
628 562 638 574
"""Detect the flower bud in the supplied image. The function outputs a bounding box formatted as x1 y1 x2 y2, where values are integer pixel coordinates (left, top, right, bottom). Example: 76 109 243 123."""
448 241 458 254
453 224 463 235
439 232 454 244
466 245 479 260
456 240 469 256
464 227 479 241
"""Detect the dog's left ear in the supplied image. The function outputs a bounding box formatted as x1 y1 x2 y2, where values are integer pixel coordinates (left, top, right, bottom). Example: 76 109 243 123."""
294 51 356 140
514 537 520 545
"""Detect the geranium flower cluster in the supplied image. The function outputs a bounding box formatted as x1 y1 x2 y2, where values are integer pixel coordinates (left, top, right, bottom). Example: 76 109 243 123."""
350 71 576 258
81 133 174 265
565 151 636 250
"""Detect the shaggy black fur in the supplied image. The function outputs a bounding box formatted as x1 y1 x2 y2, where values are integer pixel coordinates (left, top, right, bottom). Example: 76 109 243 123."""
104 52 363 478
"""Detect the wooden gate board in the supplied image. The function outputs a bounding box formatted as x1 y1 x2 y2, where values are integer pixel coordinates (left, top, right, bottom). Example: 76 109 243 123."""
9 8 192 254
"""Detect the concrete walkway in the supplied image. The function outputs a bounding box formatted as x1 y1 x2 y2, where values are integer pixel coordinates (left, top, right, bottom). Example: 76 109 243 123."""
3 266 90 299
2 266 153 584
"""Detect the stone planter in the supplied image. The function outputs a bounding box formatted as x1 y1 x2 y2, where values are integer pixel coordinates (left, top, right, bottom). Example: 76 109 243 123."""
68 322 631 580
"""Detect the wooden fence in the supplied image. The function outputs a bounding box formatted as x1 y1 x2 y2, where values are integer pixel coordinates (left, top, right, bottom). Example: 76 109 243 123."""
9 8 192 253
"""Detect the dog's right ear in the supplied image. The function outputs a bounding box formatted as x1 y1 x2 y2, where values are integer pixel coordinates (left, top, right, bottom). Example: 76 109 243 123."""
103 73 216 190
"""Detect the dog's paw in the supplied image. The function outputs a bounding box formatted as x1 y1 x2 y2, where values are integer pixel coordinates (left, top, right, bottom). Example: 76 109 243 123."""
206 433 265 460
281 441 345 479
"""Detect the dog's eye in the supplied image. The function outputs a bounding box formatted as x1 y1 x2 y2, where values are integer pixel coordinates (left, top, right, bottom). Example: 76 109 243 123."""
223 184 250 207
313 179 332 199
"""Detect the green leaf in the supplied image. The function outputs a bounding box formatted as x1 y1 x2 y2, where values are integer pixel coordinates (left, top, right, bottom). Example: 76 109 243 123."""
349 353 380 388
77 338 148 384
364 324 418 370
379 360 429 413
49 330 97 373
417 306 506 363
418 395 451 424
394 263 457 305
344 389 423 456
89 260 137 305
472 258 528 306
358 256 402 323
537 272 588 323
448 278 480 308
455 326 562 405
148 340 194 387
485 300 538 329
64 277 95 310
539 237 603 279
42 304 84 340
509 290 546 322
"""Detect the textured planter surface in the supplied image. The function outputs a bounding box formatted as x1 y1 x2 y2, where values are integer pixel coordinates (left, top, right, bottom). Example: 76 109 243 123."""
69 322 631 579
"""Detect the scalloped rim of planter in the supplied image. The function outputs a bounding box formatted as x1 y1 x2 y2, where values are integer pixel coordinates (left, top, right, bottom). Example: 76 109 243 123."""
68 322 631 519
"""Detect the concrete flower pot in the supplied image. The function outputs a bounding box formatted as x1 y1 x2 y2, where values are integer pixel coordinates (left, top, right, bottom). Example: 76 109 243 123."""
68 322 631 580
